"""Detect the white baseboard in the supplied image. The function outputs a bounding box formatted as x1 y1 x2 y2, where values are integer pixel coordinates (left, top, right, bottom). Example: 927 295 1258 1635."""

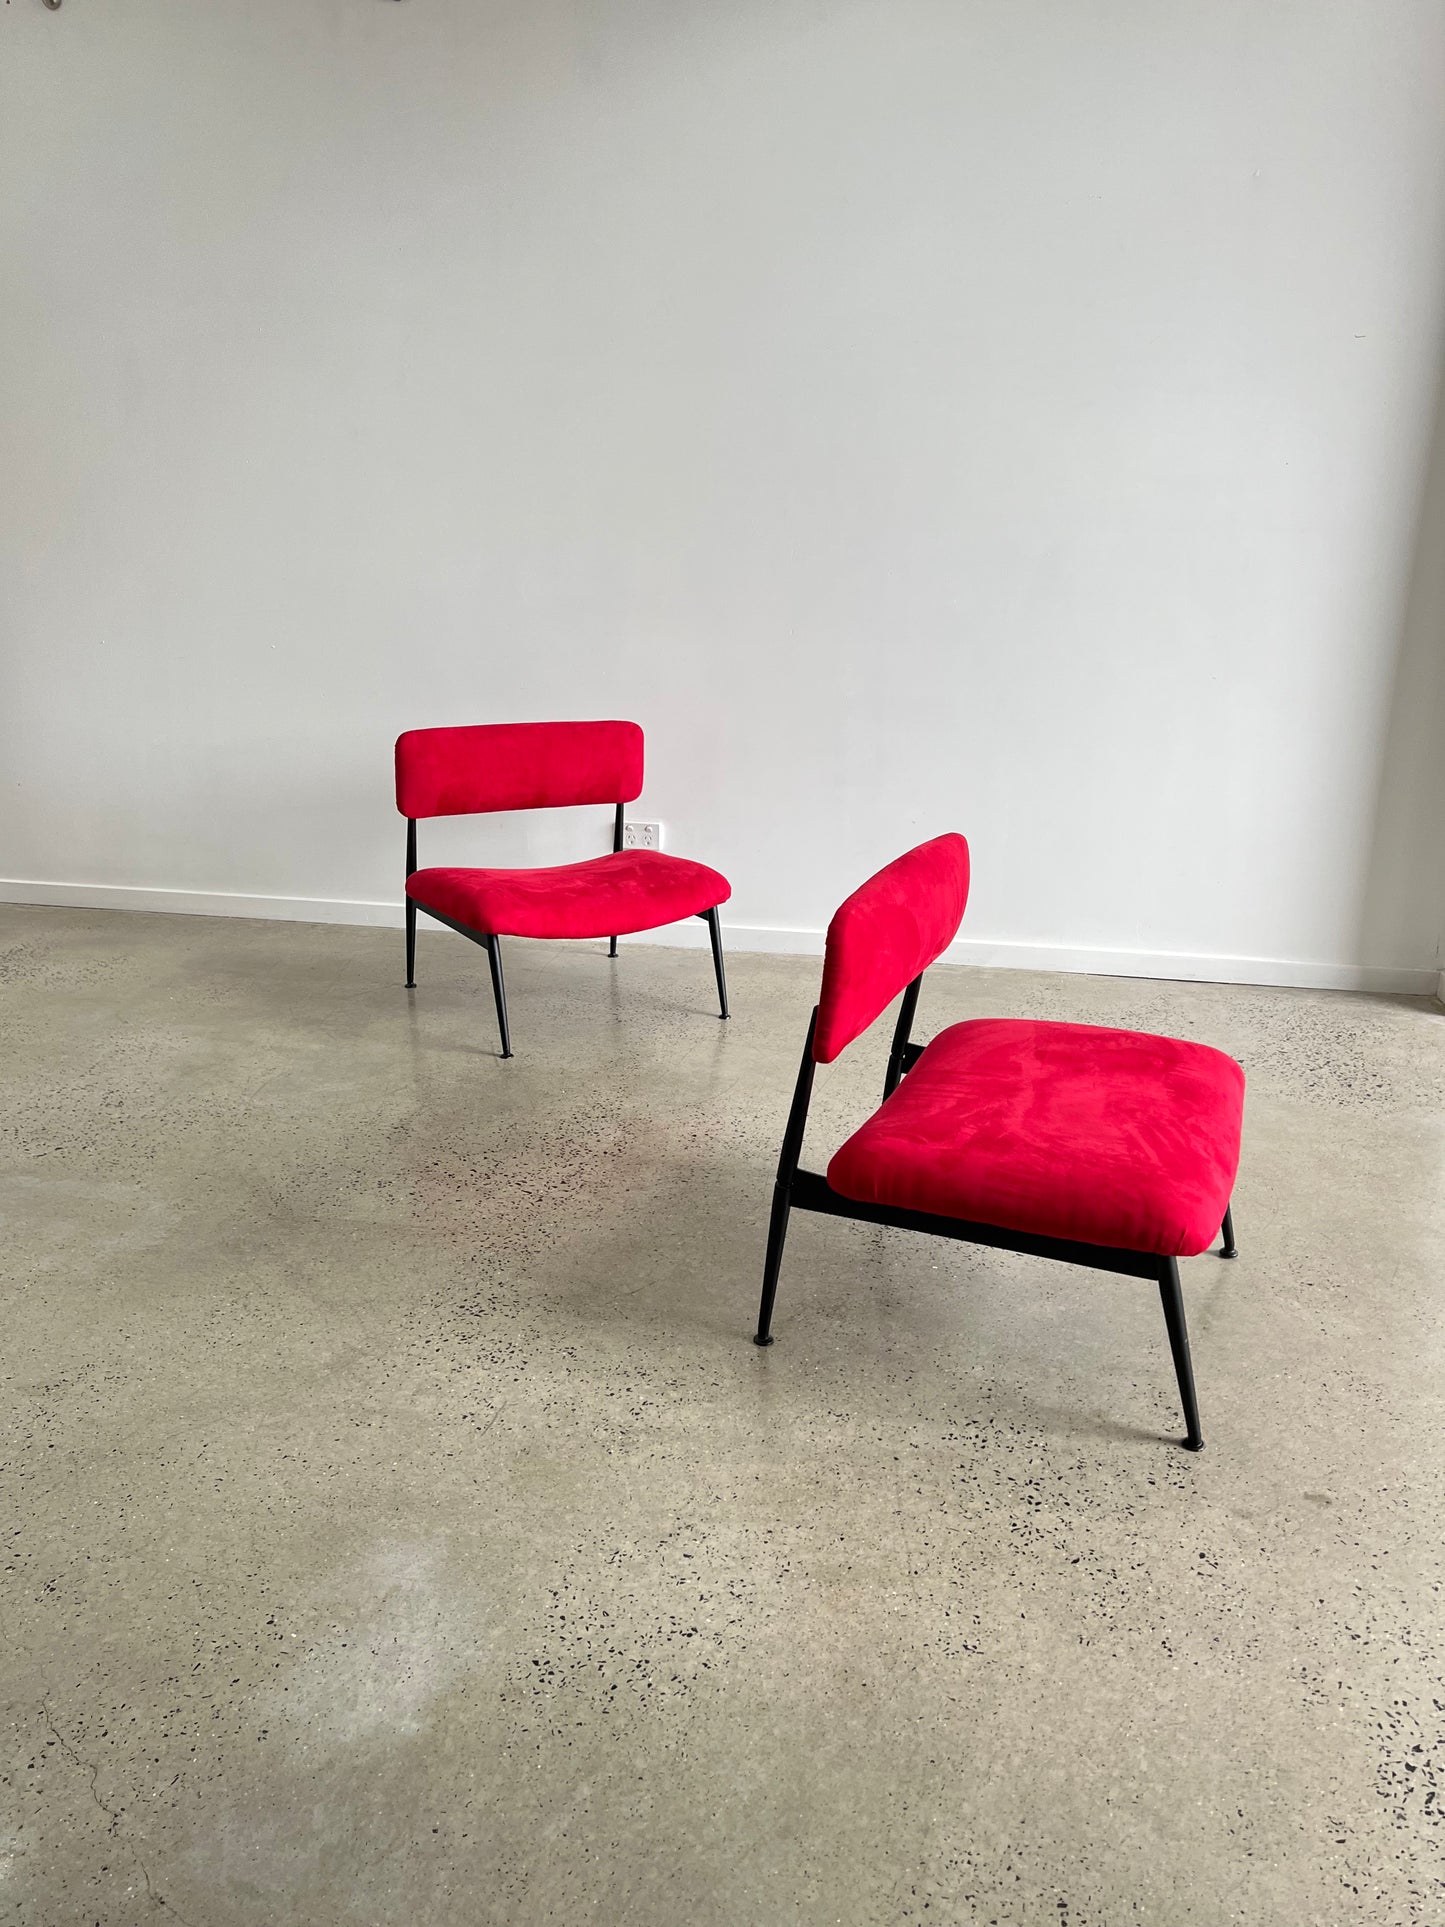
0 877 404 927
0 875 1437 995
937 939 1438 996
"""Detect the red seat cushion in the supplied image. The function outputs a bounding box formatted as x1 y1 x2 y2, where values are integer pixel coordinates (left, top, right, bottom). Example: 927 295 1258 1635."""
826 1019 1244 1258
407 850 730 941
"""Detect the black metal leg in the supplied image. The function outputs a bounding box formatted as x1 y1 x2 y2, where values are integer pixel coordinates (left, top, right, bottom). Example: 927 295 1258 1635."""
883 974 922 1100
1157 1258 1204 1451
1220 1204 1237 1259
404 817 418 988
705 906 729 1020
485 936 513 1059
755 1014 816 1346
754 1181 792 1344
609 810 624 964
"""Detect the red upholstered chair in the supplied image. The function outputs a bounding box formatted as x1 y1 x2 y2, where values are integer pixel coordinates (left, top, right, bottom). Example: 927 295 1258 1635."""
395 721 731 1058
754 835 1244 1451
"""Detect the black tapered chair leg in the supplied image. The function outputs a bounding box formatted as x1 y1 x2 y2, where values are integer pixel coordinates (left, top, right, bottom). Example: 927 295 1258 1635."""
1158 1258 1203 1451
405 901 417 989
705 906 730 1020
754 1181 793 1344
609 936 618 958
485 936 514 1059
1220 1203 1237 1258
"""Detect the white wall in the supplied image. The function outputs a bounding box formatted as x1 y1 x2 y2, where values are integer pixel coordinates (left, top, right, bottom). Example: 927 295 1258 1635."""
4 0 1445 989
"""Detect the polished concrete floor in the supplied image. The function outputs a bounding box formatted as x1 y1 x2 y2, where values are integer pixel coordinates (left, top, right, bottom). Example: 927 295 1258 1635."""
2 904 1442 1926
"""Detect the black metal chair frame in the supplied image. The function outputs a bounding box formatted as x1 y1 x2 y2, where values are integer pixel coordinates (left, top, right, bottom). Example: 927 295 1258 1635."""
405 803 729 1059
754 977 1236 1452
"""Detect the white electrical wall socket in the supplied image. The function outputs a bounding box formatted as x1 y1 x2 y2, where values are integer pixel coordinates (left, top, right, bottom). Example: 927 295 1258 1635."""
622 821 663 851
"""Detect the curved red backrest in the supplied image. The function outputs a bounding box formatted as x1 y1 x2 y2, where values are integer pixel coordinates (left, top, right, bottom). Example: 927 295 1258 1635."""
395 721 644 819
813 834 971 1063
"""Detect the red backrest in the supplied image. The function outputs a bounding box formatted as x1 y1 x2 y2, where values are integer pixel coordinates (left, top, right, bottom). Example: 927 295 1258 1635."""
395 721 645 819
812 834 971 1063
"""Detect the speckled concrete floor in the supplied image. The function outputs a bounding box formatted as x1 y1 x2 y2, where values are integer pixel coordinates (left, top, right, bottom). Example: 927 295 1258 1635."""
2 905 1442 1927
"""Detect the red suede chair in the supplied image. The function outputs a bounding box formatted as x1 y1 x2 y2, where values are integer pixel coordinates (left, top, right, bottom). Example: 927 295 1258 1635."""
396 721 731 1057
754 835 1244 1451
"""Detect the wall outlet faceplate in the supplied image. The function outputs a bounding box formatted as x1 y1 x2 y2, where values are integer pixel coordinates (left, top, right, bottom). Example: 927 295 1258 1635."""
622 820 663 851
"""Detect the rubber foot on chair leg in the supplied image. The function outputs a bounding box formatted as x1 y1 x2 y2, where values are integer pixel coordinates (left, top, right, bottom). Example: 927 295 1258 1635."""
753 1333 774 1347
1220 1247 1237 1259
1182 1435 1205 1452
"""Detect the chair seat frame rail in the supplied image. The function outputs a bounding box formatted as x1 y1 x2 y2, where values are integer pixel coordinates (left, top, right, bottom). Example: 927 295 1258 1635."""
753 987 1236 1453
